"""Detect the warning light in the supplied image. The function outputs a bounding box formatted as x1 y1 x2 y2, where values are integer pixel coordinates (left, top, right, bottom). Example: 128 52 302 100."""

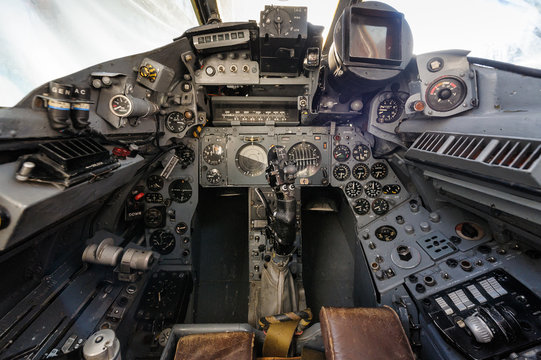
413 101 426 112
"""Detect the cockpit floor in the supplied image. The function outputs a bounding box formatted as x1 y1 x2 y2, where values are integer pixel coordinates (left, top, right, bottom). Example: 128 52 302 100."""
192 188 249 323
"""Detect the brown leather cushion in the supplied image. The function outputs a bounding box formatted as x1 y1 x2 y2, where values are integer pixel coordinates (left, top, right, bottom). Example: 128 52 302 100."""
320 306 414 360
174 331 254 360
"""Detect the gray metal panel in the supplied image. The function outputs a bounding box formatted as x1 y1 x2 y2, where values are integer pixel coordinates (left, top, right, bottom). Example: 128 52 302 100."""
358 202 491 294
144 138 199 264
400 66 541 139
329 126 410 228
0 155 144 250
406 50 477 118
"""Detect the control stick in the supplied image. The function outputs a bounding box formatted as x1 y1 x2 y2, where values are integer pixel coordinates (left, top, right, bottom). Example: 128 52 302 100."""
255 145 297 255
255 145 300 319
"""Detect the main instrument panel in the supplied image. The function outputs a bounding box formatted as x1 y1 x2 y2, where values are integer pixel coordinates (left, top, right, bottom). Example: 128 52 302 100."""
199 126 330 187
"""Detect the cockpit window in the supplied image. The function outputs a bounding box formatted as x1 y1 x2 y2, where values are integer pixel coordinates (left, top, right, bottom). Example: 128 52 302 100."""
384 0 541 69
0 0 198 108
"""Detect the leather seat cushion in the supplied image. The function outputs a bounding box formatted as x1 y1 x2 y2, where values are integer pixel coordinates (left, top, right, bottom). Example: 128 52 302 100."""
320 306 414 360
174 331 254 360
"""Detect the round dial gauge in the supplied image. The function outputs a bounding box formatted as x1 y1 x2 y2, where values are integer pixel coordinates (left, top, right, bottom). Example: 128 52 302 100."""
168 179 192 203
333 164 351 181
353 144 370 161
344 181 363 198
147 175 164 191
206 168 222 185
375 225 397 242
426 76 467 112
109 94 133 117
144 207 164 228
260 7 295 37
142 275 181 312
236 143 267 177
352 163 369 181
288 142 321 177
376 98 403 123
149 229 176 255
165 112 186 133
372 198 390 215
145 193 163 203
353 198 370 215
364 181 382 198
382 184 401 195
370 162 388 180
177 146 195 168
175 222 188 235
203 144 225 165
333 145 351 162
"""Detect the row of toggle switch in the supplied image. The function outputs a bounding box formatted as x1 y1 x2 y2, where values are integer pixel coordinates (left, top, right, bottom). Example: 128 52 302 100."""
435 276 507 315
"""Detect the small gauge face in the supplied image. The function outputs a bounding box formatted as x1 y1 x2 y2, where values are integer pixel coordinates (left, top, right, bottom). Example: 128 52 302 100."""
333 145 351 162
145 193 164 203
352 163 369 181
147 175 164 191
260 7 295 37
203 144 225 165
236 143 268 177
364 181 382 198
142 276 180 311
333 164 351 181
372 198 390 215
165 112 186 133
375 225 397 242
288 142 321 177
168 179 192 203
382 184 401 195
344 181 363 198
144 207 164 228
177 146 195 168
353 144 370 161
175 222 188 235
150 229 176 254
353 198 370 215
109 94 132 117
370 162 388 180
206 168 222 185
377 98 403 123
426 76 467 112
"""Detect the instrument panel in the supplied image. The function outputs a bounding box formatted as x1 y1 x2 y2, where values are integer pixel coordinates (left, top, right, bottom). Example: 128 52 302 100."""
330 126 410 227
199 126 330 187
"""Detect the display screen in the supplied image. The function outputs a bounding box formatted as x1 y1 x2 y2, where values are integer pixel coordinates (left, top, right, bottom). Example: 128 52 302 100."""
349 11 402 62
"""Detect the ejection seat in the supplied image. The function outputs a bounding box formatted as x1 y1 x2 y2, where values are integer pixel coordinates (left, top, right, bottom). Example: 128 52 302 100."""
162 306 414 360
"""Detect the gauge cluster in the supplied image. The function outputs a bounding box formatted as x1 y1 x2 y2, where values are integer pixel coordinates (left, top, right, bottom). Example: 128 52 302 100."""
138 139 199 264
199 126 330 187
330 126 410 227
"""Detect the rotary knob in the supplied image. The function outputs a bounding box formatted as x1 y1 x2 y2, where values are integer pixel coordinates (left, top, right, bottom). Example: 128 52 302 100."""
464 313 494 343
139 64 157 82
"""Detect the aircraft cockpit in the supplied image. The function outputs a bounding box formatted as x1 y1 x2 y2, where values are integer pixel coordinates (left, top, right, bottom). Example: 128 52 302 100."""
1 1 541 359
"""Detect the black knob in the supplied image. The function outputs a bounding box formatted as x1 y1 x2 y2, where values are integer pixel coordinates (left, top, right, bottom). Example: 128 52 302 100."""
438 88 452 100
462 222 479 238
0 207 10 230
